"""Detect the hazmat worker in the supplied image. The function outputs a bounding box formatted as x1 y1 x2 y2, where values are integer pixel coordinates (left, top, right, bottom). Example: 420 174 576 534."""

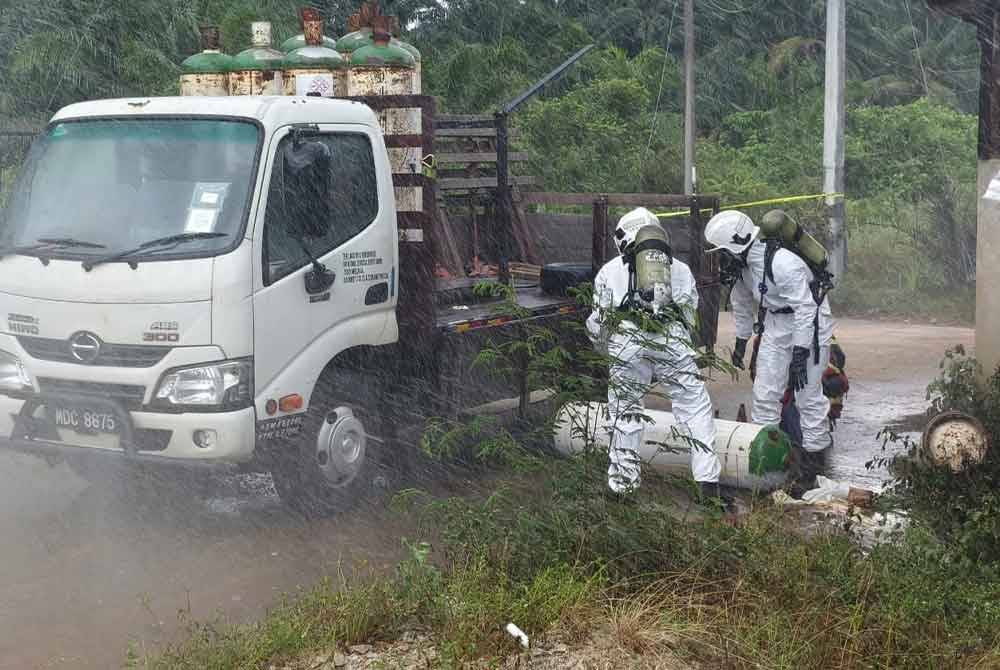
586 207 724 504
704 210 835 494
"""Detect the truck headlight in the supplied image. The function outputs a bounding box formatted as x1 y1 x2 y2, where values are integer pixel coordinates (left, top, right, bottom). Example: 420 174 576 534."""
153 358 253 411
0 349 31 393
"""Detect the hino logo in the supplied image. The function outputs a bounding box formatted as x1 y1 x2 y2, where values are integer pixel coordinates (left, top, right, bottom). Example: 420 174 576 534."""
68 331 102 364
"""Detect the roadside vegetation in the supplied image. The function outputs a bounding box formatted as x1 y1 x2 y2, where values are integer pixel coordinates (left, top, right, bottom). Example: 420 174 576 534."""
140 445 1000 670
140 307 1000 669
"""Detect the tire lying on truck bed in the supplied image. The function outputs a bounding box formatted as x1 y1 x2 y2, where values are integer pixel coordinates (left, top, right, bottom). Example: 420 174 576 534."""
269 362 396 516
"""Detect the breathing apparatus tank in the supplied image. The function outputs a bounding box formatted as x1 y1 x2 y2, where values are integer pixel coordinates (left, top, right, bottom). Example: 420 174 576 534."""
758 209 828 271
630 224 673 317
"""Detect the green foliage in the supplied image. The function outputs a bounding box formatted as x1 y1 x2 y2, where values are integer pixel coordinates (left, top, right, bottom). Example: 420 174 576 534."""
873 350 1000 575
0 0 983 318
419 415 536 469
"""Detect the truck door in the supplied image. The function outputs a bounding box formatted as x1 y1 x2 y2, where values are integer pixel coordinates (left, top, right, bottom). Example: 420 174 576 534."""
252 125 396 402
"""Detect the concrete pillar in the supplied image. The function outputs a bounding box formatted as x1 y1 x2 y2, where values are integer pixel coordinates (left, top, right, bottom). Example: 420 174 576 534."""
823 0 847 281
977 9 1000 377
977 161 1000 373
683 0 696 195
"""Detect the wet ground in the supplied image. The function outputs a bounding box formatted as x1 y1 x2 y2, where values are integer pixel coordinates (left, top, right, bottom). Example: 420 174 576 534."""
0 315 974 669
700 315 974 489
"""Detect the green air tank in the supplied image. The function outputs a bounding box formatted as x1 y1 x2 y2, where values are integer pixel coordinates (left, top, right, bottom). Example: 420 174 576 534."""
283 7 347 97
632 224 673 317
230 22 285 96
347 16 416 96
180 25 234 96
758 209 829 270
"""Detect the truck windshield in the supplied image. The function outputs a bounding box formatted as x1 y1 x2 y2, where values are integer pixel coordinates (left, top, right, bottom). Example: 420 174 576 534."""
1 118 260 261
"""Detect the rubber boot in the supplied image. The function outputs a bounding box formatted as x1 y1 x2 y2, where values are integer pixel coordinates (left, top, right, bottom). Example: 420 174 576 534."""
808 448 829 483
786 445 816 499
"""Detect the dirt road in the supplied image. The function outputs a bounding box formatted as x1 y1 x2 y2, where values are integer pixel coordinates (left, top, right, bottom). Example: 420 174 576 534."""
0 316 973 669
680 314 974 487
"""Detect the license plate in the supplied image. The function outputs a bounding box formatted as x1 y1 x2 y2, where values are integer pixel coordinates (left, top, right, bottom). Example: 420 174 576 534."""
48 406 120 435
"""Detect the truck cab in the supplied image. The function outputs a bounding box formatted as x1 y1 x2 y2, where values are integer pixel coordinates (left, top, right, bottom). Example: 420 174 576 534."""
0 96 407 509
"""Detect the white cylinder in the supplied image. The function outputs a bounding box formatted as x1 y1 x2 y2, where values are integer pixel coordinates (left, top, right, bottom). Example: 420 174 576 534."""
922 411 989 472
553 402 790 491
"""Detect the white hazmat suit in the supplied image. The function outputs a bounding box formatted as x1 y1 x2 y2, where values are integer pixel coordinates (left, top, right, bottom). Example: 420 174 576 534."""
730 240 835 453
587 231 722 494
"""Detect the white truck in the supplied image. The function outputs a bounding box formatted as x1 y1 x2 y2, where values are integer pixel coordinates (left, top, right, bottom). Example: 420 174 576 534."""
0 95 596 513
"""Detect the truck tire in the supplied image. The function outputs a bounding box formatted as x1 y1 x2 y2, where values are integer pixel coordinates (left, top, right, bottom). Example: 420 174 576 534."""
270 368 392 516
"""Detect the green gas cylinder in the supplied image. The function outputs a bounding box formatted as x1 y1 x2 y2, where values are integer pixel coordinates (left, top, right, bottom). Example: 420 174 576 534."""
283 7 347 97
230 22 285 95
346 16 416 96
759 209 829 270
389 16 422 94
335 13 373 59
180 25 234 96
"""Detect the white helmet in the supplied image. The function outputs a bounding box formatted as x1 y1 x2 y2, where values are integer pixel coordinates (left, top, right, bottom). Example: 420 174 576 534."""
704 210 759 255
614 207 662 255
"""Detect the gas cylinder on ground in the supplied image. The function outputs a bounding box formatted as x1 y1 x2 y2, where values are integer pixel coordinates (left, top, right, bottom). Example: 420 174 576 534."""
230 22 285 96
553 402 792 491
282 7 347 97
180 25 233 96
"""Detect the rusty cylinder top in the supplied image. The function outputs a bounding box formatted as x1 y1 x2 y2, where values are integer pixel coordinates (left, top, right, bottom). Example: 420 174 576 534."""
199 25 222 51
283 6 345 69
350 17 415 69
181 25 234 74
301 7 324 46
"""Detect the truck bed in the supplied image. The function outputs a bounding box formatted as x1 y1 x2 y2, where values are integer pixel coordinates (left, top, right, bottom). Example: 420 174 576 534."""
434 279 581 334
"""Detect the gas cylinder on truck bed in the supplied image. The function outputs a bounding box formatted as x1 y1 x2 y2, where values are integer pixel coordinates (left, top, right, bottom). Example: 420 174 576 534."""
180 25 233 96
229 22 285 96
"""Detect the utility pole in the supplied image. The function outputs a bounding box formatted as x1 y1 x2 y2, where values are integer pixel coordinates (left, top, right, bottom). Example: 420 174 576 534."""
683 0 695 195
823 0 847 279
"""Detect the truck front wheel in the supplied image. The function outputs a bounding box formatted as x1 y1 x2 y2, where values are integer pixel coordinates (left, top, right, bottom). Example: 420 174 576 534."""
270 370 391 516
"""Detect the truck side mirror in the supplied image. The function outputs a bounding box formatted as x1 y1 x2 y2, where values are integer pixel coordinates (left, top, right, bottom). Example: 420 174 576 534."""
282 139 333 239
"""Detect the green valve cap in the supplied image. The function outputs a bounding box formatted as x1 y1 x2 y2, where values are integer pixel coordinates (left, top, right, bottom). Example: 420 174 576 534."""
748 425 792 475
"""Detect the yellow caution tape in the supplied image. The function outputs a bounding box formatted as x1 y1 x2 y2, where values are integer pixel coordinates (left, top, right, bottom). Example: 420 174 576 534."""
655 192 844 218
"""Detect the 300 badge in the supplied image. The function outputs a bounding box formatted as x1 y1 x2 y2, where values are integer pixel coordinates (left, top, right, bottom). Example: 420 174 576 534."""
143 321 180 343
143 332 179 343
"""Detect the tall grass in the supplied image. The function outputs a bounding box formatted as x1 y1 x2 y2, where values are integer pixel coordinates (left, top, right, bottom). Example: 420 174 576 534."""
139 454 1000 669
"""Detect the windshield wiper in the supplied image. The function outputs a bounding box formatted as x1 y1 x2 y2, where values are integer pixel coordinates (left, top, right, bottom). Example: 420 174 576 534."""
82 232 228 271
0 237 107 260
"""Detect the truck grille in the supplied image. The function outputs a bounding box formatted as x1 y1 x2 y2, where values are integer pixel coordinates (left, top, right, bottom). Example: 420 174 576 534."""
18 336 169 368
36 378 146 410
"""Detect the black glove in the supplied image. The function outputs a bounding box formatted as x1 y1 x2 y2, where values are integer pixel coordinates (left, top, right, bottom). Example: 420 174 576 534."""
731 338 748 370
788 346 810 392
